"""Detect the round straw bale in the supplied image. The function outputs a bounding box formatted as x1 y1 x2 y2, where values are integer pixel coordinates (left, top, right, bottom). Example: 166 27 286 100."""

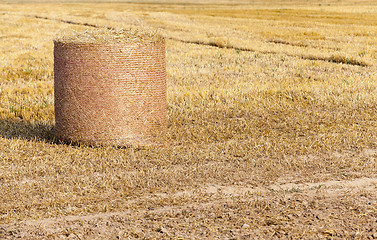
54 28 166 146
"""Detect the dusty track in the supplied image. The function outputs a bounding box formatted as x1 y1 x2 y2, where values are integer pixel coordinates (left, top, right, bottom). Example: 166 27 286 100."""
1 177 377 239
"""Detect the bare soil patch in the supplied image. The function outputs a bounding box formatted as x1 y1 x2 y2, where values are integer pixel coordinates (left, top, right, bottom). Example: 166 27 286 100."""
1 177 377 239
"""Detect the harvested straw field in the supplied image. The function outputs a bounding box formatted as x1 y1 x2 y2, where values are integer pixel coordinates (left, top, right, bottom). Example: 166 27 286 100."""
1 0 377 239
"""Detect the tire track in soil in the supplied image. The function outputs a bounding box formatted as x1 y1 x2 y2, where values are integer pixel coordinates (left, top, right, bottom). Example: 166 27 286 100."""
1 176 376 239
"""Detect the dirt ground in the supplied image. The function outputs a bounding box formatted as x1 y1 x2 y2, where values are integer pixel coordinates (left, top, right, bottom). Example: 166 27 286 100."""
1 176 377 239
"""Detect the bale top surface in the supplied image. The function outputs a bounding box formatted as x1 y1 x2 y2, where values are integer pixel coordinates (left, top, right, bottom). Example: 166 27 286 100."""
54 28 164 44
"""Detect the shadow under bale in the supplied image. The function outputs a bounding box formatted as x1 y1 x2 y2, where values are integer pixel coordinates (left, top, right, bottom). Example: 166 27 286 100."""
0 118 55 143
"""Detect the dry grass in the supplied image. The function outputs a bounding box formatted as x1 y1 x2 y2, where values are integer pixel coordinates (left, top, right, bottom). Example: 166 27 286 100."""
1 0 377 238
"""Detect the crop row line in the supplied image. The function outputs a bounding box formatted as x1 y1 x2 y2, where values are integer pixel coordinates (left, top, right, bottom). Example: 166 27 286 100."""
1 12 369 67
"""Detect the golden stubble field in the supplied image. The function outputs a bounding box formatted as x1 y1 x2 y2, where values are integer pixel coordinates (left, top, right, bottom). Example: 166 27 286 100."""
1 0 377 239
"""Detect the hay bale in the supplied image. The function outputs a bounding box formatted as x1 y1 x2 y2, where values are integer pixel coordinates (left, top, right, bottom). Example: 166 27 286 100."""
54 28 166 146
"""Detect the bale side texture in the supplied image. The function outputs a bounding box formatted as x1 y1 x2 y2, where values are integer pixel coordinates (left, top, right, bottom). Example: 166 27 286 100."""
54 37 166 146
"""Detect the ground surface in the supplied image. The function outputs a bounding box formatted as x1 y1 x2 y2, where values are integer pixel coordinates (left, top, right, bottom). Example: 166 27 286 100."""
1 0 377 239
2 177 377 239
